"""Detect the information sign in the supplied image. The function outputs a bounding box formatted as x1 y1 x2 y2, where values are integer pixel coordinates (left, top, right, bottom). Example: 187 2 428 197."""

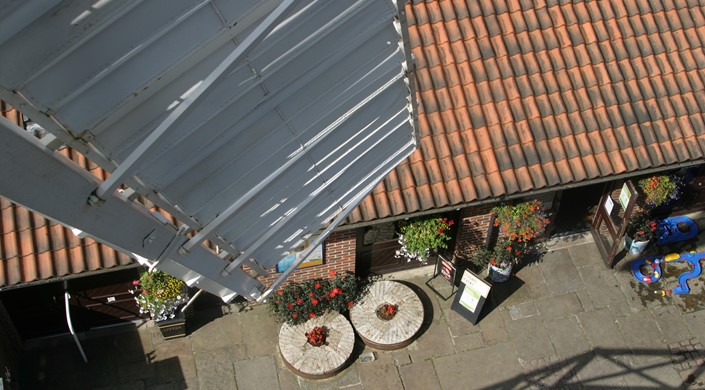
451 270 492 324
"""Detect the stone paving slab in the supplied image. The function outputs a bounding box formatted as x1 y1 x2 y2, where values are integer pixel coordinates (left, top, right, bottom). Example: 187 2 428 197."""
545 316 591 358
539 249 586 294
398 360 440 390
617 310 667 363
194 348 237 390
576 309 629 351
534 292 582 319
652 304 694 344
578 265 627 309
356 350 404 390
234 356 280 390
406 318 455 362
519 354 581 389
506 316 555 361
433 342 523 389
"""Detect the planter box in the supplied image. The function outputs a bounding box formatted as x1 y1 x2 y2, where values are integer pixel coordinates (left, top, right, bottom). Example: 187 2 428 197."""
157 314 186 339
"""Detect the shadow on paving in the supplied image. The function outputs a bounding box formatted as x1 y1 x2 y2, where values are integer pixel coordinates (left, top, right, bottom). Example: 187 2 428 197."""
19 325 186 389
482 347 705 389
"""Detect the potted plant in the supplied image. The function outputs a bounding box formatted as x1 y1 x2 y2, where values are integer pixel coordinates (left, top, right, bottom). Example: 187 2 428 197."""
394 216 454 262
624 212 658 255
131 269 189 339
268 271 365 325
491 199 550 242
637 174 683 209
465 238 529 282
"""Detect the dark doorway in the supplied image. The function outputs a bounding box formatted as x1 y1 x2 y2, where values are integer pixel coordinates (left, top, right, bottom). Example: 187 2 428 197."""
551 183 606 236
0 267 141 340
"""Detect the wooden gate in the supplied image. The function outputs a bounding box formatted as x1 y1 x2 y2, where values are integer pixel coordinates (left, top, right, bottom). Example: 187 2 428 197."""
590 180 639 268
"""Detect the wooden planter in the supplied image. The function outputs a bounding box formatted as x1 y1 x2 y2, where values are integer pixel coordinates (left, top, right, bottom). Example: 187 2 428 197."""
157 314 187 339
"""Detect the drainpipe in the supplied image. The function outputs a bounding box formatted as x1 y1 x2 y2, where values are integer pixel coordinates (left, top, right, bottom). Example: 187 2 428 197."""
63 286 87 363
485 213 497 250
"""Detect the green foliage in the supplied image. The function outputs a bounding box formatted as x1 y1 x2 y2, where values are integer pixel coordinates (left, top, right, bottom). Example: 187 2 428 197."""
491 199 550 242
395 216 454 262
267 271 367 325
625 211 658 242
131 269 188 322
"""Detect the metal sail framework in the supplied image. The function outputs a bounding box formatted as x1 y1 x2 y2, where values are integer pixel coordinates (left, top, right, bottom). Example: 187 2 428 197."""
0 0 417 301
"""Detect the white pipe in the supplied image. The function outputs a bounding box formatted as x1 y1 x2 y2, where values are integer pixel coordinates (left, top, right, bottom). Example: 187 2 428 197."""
64 292 88 363
180 289 204 313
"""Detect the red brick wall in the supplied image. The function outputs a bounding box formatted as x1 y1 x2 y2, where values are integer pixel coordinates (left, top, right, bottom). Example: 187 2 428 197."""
258 230 356 287
453 205 494 260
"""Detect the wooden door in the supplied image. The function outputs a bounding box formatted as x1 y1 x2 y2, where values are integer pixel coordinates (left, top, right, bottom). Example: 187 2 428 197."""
590 180 638 268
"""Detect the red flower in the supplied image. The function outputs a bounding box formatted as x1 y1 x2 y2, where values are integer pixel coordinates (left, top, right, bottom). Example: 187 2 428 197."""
277 290 284 296
437 228 444 233
314 283 321 289
507 246 512 251
308 313 315 319
296 298 303 305
142 289 147 294
309 292 314 297
329 270 337 277
329 291 336 298
311 298 319 305
287 303 293 309
292 313 298 318
515 251 521 256
449 220 455 226
132 280 139 286
348 301 354 308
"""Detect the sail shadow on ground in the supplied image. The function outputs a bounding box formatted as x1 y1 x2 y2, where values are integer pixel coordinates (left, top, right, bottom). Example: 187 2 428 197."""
480 346 705 389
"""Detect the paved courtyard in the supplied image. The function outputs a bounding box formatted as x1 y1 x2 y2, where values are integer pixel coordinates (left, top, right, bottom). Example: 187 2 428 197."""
19 233 705 389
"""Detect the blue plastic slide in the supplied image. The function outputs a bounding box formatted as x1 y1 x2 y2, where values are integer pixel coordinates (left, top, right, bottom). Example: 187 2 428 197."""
631 252 704 295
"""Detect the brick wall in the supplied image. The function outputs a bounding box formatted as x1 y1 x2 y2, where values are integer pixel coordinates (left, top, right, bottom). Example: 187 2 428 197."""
258 230 357 288
453 205 494 260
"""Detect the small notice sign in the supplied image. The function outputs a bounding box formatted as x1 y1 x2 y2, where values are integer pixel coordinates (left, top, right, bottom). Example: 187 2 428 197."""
440 257 455 282
619 183 631 209
451 270 492 324
604 195 614 215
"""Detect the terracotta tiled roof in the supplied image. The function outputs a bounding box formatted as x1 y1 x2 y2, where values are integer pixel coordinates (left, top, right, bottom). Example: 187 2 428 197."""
349 0 705 224
0 104 135 289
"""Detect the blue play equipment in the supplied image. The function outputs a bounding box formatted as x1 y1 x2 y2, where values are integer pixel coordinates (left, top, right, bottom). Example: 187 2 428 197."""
631 252 704 295
656 216 699 245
